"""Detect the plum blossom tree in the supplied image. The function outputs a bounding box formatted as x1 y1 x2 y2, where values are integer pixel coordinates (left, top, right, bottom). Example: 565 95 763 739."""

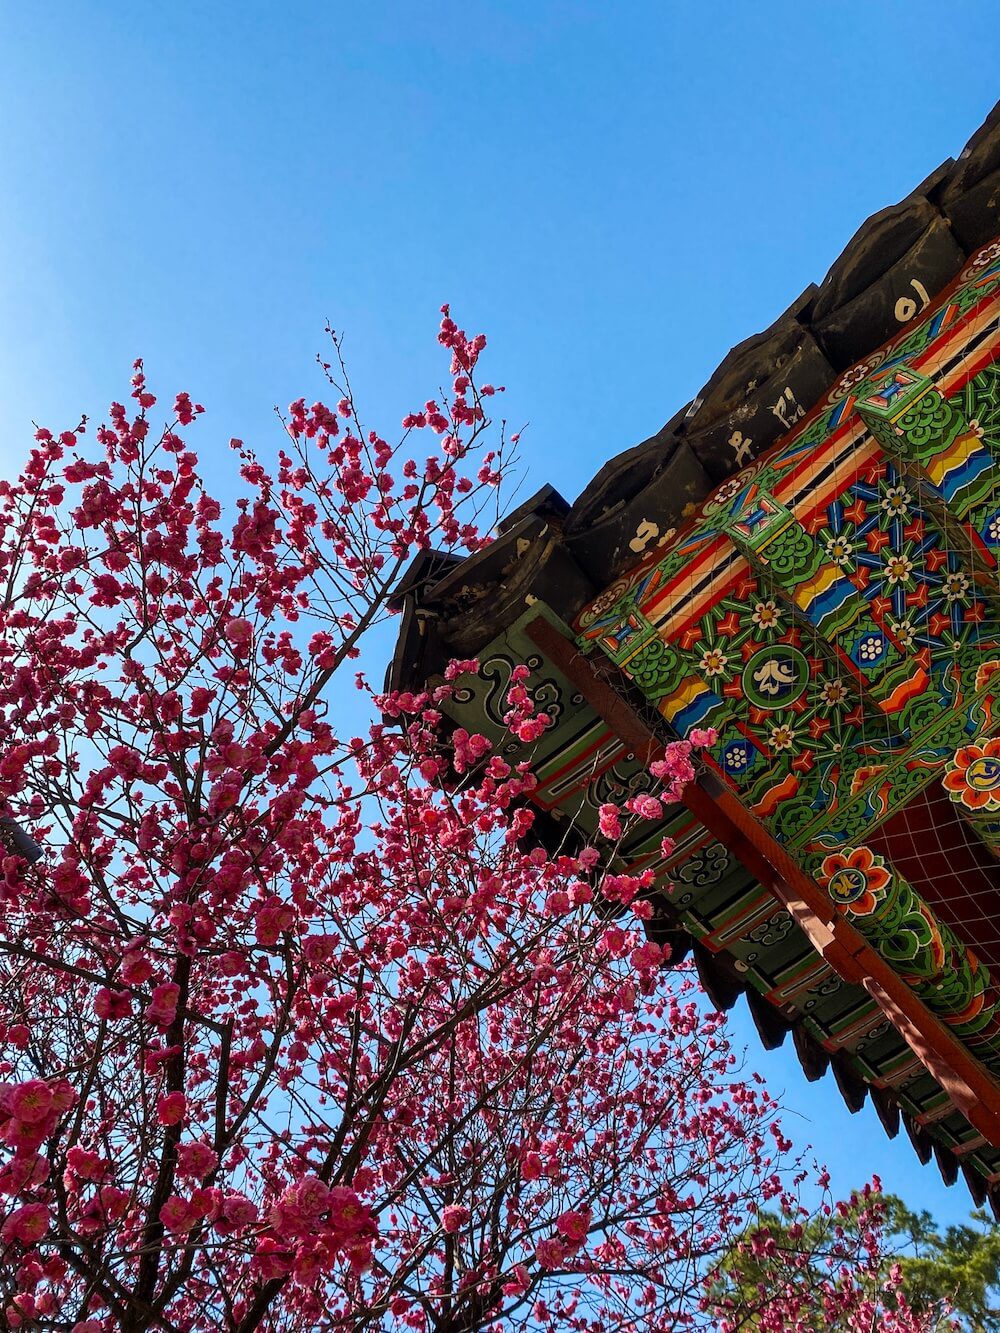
0 312 934 1331
709 1182 960 1331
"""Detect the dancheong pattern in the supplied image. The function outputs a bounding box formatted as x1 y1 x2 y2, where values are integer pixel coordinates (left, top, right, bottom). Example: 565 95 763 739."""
560 240 1000 1184
425 241 1000 1197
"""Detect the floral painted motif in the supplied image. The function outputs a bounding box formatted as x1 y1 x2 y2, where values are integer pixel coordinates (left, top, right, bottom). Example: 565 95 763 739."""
722 739 753 773
824 533 854 567
884 554 914 585
699 647 729 678
943 739 1000 811
963 239 1000 275
819 680 848 707
828 350 888 401
857 634 886 664
751 600 781 630
888 618 916 650
818 846 892 918
880 483 912 517
943 571 971 602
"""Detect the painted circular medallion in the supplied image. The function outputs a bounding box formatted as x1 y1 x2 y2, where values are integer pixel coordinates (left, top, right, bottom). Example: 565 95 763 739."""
966 755 1000 793
741 645 810 710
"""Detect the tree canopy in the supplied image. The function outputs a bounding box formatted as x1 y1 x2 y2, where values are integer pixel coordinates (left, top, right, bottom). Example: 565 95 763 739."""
712 1187 1000 1331
0 314 948 1331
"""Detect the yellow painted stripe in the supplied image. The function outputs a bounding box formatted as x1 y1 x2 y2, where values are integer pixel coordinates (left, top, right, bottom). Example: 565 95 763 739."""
658 675 709 722
793 562 841 608
925 428 983 486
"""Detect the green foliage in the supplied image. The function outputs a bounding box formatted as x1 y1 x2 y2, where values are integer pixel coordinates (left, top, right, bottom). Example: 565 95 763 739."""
711 1192 1000 1331
885 1197 1000 1332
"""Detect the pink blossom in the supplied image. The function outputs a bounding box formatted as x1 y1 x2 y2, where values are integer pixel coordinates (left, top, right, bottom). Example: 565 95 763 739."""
120 952 152 985
215 1191 258 1235
65 1146 109 1186
327 1186 371 1234
630 941 667 972
6 1079 53 1125
443 658 478 681
254 896 296 946
176 1139 218 1179
650 740 696 787
156 1092 186 1125
253 1236 293 1280
49 1078 77 1112
555 1206 591 1245
441 1204 469 1233
502 1263 531 1297
189 686 214 717
535 1237 566 1269
627 793 663 820
302 934 335 964
0 1153 48 1195
521 1151 543 1181
144 982 179 1027
1 1202 49 1245
598 804 622 840
94 987 131 1020
160 1194 200 1233
224 617 254 657
512 715 548 743
689 727 718 748
270 1174 332 1233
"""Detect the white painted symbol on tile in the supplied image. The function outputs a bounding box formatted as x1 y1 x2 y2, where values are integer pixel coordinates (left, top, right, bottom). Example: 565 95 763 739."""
728 430 754 466
894 278 931 323
770 386 806 431
629 519 660 553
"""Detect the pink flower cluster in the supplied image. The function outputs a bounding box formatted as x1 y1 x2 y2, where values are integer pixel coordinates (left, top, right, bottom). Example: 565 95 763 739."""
0 1078 74 1162
252 1175 376 1284
160 1186 258 1239
0 315 927 1333
502 665 552 744
0 1078 76 1261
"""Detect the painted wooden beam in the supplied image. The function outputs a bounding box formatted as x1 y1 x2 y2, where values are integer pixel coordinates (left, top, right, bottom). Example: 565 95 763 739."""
524 613 1000 1148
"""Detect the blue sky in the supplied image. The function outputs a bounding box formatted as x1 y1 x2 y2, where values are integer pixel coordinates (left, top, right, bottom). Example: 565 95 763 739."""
2 1 999 1227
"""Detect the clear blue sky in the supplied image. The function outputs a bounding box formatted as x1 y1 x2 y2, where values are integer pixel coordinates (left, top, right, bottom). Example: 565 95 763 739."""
2 1 999 1227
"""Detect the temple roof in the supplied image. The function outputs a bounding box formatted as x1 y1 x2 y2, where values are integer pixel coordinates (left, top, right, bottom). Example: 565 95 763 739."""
387 102 1000 1209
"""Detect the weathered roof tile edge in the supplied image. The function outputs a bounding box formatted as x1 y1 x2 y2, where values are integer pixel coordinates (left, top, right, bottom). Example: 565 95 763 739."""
390 98 1000 671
